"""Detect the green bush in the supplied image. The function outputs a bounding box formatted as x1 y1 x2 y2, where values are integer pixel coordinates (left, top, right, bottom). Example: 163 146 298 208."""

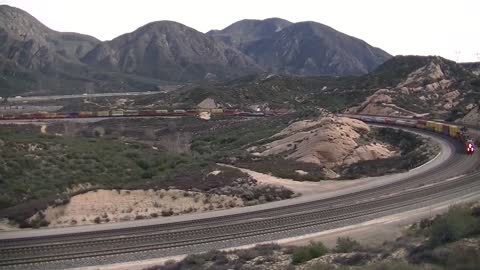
292 241 329 265
445 246 480 270
334 237 362 253
306 263 335 270
365 261 424 270
428 206 479 247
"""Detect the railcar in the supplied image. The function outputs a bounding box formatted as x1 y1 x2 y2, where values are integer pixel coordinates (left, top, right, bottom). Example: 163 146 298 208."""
96 111 110 117
79 111 94 118
339 113 474 155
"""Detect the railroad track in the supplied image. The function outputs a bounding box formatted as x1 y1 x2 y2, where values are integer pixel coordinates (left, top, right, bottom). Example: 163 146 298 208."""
1 170 480 268
0 128 479 269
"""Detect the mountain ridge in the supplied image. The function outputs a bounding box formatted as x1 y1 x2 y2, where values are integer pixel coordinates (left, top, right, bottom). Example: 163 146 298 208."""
208 18 391 76
1 5 393 96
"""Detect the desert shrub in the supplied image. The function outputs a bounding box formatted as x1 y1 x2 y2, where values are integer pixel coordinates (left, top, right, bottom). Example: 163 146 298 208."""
93 216 101 224
306 263 335 270
161 209 174 217
333 252 371 266
444 246 480 270
365 261 424 270
334 237 362 253
253 243 281 256
237 249 259 261
292 241 329 265
183 254 206 266
428 206 478 247
203 250 229 265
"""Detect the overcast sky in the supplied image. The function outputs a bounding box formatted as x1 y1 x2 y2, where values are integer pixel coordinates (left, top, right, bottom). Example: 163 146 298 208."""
2 0 479 62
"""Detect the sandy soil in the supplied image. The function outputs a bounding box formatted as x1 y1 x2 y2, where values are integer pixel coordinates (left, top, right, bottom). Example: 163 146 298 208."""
0 219 17 231
39 189 243 227
220 164 368 196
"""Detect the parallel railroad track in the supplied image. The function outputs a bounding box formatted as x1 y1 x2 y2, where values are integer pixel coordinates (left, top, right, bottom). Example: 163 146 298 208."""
1 170 480 267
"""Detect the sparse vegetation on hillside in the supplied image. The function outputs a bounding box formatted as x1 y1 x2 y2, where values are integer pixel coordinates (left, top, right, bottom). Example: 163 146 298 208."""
339 127 440 178
144 202 480 270
0 128 195 209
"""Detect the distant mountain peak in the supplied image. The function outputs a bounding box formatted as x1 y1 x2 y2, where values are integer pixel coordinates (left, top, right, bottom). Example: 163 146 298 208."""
207 17 293 46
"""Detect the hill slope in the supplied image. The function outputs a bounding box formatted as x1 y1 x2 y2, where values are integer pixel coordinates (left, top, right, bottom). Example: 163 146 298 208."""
207 18 292 46
82 21 262 81
208 19 391 76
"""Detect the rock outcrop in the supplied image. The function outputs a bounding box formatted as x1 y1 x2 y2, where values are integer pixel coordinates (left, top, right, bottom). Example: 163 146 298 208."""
249 117 396 178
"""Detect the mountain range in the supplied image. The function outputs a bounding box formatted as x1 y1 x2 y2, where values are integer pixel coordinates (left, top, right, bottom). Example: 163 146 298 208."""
0 5 392 96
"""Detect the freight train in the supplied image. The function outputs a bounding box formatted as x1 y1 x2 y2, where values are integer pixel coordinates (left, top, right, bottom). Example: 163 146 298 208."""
0 108 266 121
339 113 475 155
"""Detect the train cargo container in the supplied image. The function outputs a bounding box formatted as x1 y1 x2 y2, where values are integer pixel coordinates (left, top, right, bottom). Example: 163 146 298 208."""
96 111 110 117
449 126 460 138
223 110 237 116
155 110 168 114
186 110 198 116
68 112 79 118
416 120 427 128
124 110 139 116
426 121 436 131
20 113 33 119
110 110 124 117
211 108 224 114
138 110 158 116
442 125 450 135
30 113 47 119
79 111 94 118
46 113 57 118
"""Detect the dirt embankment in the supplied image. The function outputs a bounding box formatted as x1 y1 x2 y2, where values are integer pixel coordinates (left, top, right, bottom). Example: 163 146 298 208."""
38 189 243 227
27 168 295 228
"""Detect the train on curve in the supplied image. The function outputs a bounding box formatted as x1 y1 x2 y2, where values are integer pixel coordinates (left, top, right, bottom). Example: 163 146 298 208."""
339 114 476 155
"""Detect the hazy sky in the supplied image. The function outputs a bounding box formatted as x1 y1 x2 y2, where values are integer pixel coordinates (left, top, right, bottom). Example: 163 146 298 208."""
2 0 479 62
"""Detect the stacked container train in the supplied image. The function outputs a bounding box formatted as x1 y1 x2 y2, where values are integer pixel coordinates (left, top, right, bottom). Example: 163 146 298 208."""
0 109 475 154
339 113 475 155
0 108 266 121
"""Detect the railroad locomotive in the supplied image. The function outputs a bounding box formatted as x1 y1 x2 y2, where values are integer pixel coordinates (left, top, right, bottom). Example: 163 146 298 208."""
466 140 475 154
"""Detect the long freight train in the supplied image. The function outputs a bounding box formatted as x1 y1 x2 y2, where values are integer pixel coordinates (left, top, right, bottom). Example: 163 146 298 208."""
0 109 475 154
339 113 475 155
0 108 266 121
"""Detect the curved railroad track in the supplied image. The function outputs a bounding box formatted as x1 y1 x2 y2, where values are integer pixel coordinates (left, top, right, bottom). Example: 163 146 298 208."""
0 127 479 270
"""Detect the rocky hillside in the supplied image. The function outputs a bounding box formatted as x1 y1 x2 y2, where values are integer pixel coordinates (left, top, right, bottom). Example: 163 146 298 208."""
208 19 391 76
165 55 480 123
0 5 99 70
0 5 173 96
347 56 480 120
247 117 396 179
